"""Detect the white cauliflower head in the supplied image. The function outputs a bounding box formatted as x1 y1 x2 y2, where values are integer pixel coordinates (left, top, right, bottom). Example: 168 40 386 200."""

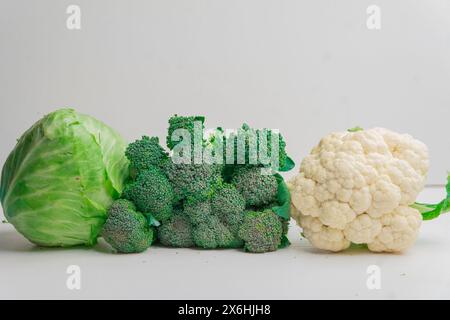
289 128 429 253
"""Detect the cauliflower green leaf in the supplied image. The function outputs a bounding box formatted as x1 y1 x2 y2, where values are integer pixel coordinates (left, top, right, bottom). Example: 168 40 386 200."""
412 173 450 220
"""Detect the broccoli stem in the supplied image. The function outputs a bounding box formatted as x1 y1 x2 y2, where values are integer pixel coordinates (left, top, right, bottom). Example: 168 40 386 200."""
412 173 450 220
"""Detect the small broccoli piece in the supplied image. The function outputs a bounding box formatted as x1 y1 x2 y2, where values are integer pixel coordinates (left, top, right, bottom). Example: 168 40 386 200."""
184 197 242 248
123 165 174 222
184 197 212 225
224 124 288 169
211 183 245 223
101 199 154 253
157 209 194 247
164 162 222 202
210 183 245 246
126 136 168 177
238 209 283 253
192 216 234 249
231 166 278 207
166 114 205 150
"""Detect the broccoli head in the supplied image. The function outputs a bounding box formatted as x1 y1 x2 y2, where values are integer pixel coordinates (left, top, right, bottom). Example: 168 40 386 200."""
231 166 278 207
238 209 283 253
157 201 239 249
157 209 194 247
210 183 245 244
211 183 245 222
123 165 174 222
101 199 154 253
184 197 212 225
166 114 205 150
126 136 168 177
164 162 222 202
192 215 235 249
224 124 288 170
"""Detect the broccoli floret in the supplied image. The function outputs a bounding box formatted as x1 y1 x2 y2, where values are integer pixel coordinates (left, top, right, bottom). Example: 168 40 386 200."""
126 136 168 177
192 215 235 249
166 114 205 150
101 199 154 253
224 124 287 169
238 209 283 253
164 162 222 202
211 183 245 223
180 194 243 249
231 166 278 207
184 197 212 225
123 165 174 222
157 209 194 247
210 183 245 246
158 201 237 249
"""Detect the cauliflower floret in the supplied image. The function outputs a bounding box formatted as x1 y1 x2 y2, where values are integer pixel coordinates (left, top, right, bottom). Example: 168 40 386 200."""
349 187 371 214
344 214 382 244
289 128 429 253
299 213 351 252
319 201 355 230
373 128 429 176
367 176 401 217
289 173 320 217
368 206 422 252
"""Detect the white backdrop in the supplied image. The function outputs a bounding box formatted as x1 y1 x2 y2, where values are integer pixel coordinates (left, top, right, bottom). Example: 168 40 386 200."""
0 0 449 184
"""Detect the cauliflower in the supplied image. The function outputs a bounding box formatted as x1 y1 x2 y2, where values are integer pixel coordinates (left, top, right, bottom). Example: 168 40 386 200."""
288 127 448 253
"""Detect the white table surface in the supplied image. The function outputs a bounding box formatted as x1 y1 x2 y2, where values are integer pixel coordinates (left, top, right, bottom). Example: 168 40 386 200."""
0 187 449 300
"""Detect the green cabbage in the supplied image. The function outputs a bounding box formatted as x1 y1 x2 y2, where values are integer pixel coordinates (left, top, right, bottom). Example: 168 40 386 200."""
0 109 129 247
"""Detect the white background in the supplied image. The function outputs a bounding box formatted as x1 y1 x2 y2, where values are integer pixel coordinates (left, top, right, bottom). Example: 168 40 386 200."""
1 0 450 300
0 0 449 184
1 188 449 299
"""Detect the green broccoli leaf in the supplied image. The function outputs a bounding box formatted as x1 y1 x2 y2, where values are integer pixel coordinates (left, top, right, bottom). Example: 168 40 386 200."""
271 173 291 220
278 235 291 249
145 213 161 227
279 156 295 172
412 173 450 220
